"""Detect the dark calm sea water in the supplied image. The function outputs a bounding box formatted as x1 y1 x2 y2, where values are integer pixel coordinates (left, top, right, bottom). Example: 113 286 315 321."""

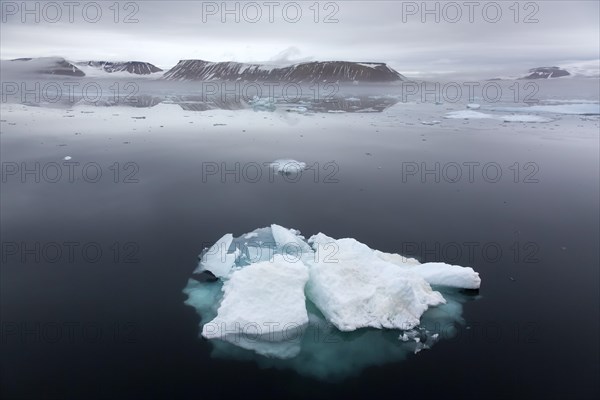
1 81 599 399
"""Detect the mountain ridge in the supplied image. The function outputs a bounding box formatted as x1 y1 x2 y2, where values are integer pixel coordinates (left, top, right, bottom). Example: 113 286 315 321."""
77 61 163 75
162 59 406 83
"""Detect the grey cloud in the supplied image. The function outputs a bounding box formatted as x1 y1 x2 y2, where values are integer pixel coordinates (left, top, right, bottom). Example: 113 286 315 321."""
0 0 598 78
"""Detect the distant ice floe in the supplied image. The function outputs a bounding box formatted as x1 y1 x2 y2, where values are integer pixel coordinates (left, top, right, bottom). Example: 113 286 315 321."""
443 100 599 122
500 115 552 123
490 103 600 115
270 159 307 175
444 110 496 119
183 225 481 380
444 110 552 123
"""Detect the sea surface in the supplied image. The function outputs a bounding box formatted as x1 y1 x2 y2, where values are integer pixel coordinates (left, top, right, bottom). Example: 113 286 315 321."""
1 78 599 399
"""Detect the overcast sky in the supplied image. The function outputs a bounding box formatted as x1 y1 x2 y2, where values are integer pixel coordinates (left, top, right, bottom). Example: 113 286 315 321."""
1 0 598 78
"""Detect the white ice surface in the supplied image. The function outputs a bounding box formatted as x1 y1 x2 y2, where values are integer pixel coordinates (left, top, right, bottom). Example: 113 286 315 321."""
201 254 310 358
444 110 496 119
500 114 552 123
306 233 447 331
444 110 552 122
491 103 600 115
377 252 481 289
270 159 307 174
193 233 236 278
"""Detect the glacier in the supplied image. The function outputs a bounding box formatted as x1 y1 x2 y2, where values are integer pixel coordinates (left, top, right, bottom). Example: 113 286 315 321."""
183 224 481 380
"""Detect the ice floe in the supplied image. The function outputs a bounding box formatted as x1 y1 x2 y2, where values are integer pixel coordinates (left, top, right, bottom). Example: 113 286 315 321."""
444 110 496 119
500 115 552 123
444 110 551 122
490 103 599 115
183 225 482 379
270 159 307 175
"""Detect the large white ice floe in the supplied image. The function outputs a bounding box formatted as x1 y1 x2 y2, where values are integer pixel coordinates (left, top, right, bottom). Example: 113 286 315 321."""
306 233 447 331
183 224 482 379
201 255 310 358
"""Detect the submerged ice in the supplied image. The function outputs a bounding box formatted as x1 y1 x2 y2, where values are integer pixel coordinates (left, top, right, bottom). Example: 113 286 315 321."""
183 225 481 379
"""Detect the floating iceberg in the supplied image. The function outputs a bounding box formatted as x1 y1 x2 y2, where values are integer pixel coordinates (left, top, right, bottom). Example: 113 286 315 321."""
184 225 481 380
270 159 307 175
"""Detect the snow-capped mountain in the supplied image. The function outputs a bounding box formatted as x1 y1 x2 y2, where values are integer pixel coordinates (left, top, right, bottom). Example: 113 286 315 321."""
6 57 85 77
163 60 405 83
520 66 571 79
77 61 163 75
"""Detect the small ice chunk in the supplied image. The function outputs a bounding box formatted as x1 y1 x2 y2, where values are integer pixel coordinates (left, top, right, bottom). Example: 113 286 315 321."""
467 103 481 110
421 120 441 125
63 156 72 161
286 106 308 113
194 234 236 278
271 224 313 259
270 159 306 175
249 96 276 111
